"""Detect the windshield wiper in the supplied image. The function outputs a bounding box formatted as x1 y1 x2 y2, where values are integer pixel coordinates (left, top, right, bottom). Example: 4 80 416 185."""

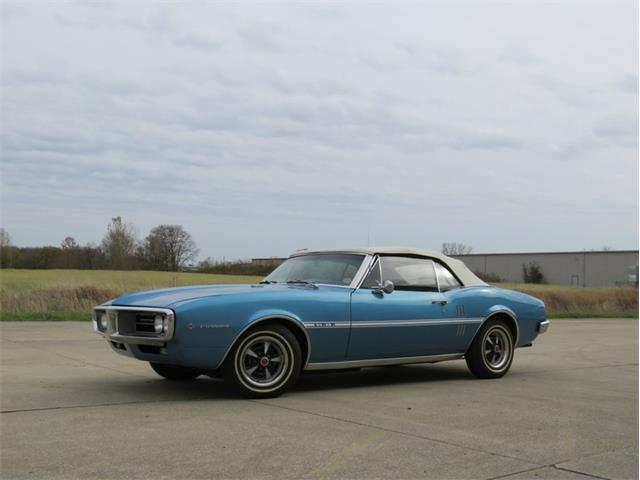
259 280 277 284
286 279 318 288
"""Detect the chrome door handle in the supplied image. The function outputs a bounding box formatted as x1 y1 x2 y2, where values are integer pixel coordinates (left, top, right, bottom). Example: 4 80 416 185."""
432 300 448 305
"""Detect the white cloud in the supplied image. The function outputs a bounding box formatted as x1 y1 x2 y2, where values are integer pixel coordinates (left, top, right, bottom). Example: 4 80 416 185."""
1 1 637 259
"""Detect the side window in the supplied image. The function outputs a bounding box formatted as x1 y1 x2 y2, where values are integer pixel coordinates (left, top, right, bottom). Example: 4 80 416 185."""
379 256 438 291
434 262 461 291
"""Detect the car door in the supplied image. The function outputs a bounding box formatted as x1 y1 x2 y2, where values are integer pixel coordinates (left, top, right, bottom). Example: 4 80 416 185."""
348 255 461 359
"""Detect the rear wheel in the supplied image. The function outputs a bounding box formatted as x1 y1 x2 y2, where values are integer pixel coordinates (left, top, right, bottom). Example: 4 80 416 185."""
222 324 301 398
149 362 202 380
465 319 514 379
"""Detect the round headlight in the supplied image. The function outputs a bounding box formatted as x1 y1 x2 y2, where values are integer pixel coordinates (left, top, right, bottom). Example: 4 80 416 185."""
154 315 164 333
100 313 108 330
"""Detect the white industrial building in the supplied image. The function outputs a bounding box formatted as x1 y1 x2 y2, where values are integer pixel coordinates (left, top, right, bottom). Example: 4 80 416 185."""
452 250 638 287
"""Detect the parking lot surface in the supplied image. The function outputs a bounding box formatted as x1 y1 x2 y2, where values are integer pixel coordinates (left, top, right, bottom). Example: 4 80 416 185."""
1 319 637 479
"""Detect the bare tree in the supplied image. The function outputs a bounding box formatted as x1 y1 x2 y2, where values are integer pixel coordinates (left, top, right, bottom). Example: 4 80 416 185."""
441 242 473 256
143 225 198 271
60 236 79 268
61 236 79 250
0 228 12 267
0 228 11 249
101 217 137 269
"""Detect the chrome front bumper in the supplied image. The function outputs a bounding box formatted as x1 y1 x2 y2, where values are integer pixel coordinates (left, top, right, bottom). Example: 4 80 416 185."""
537 319 550 334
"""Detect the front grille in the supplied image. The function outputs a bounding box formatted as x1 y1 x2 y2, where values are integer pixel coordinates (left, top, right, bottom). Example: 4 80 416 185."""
97 307 174 343
135 314 157 333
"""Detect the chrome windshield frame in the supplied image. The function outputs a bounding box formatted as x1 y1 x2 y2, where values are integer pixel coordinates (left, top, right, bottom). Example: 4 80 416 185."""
354 254 380 290
349 254 375 289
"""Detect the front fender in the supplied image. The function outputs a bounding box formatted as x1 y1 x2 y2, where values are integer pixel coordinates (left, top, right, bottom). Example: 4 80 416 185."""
214 309 311 369
174 300 315 368
247 309 305 327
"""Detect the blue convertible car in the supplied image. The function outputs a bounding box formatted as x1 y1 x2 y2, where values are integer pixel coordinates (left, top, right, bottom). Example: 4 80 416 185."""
93 247 549 397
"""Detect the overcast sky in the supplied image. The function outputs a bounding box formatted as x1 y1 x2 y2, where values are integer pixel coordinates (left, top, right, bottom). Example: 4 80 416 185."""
1 1 638 260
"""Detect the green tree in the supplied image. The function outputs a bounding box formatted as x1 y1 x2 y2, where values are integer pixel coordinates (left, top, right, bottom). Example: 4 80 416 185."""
522 262 546 284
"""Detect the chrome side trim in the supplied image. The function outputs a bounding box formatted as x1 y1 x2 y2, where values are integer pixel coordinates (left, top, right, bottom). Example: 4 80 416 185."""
305 353 463 371
216 314 312 369
93 306 176 346
351 318 483 328
301 318 483 329
537 319 550 333
303 321 351 328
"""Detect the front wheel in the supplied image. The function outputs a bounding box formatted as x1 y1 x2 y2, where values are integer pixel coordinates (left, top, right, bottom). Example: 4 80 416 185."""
222 324 301 398
150 362 202 380
465 319 514 379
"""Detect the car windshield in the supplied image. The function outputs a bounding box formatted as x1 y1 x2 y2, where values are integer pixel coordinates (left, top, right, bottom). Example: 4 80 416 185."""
264 254 365 286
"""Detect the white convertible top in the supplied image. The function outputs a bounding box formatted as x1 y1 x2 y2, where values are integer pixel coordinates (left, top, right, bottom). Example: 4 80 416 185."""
290 246 487 287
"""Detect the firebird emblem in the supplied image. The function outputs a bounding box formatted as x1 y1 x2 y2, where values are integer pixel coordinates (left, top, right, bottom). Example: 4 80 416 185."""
187 323 228 330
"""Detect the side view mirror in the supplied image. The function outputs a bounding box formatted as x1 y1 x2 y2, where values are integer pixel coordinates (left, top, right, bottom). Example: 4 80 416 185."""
372 280 394 294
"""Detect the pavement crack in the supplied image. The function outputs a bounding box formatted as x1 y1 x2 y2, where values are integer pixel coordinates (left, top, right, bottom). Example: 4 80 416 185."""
2 338 103 343
553 465 612 480
484 465 548 480
253 400 538 468
0 397 210 414
484 463 615 480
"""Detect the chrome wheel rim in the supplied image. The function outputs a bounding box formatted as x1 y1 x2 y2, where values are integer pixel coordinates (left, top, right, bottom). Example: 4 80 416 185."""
483 326 511 371
237 334 290 389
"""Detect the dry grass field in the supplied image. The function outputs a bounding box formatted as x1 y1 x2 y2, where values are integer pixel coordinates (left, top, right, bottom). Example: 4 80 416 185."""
0 269 262 320
496 283 637 318
0 269 636 320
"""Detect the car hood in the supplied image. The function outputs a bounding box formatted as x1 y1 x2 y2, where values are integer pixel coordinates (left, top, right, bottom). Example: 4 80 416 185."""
110 283 319 309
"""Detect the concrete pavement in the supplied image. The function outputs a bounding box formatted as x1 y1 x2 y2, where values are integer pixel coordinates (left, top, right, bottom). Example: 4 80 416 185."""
1 319 637 479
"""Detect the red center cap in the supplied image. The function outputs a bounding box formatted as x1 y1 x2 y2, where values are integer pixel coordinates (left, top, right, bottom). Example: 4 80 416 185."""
259 357 270 367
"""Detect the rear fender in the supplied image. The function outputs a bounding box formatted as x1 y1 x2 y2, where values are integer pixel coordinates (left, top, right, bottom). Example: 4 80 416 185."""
467 306 519 350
